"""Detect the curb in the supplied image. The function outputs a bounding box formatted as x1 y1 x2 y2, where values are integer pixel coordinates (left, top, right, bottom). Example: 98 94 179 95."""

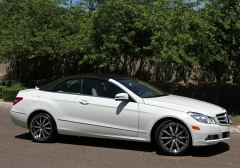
230 125 240 133
0 101 13 107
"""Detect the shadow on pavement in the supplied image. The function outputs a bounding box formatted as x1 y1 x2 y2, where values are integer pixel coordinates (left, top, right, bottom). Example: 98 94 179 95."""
15 133 155 152
15 133 229 156
189 142 230 157
58 135 156 152
15 132 32 140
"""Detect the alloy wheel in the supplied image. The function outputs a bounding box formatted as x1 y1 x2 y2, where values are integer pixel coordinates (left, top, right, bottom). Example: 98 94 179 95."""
159 122 190 154
30 114 52 141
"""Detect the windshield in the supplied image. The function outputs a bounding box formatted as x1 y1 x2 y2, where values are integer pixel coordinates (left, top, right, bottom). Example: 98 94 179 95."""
116 78 168 98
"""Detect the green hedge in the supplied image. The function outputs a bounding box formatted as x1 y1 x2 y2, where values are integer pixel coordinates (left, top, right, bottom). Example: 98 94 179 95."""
2 87 26 102
0 86 6 99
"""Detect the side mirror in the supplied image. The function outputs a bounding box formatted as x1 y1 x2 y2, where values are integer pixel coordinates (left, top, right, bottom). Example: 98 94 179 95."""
115 93 129 101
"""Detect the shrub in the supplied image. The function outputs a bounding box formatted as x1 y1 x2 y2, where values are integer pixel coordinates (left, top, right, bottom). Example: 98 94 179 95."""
2 87 26 102
0 86 6 98
0 78 23 87
1 81 6 86
11 81 22 87
0 78 3 84
0 77 6 86
6 80 12 87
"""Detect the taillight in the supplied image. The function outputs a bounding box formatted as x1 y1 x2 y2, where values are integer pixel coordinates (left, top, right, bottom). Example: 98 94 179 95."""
13 97 23 105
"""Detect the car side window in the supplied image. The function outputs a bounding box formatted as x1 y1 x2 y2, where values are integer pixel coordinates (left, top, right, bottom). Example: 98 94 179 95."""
82 79 125 98
106 82 125 98
53 79 82 94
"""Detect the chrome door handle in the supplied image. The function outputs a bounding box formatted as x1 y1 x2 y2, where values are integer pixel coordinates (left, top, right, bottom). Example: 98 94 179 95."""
79 100 89 105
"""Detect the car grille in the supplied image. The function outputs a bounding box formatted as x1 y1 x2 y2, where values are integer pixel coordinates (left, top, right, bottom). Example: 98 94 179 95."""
216 113 229 124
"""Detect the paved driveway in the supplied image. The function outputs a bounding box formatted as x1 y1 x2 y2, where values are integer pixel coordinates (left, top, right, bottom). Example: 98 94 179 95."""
1 106 240 168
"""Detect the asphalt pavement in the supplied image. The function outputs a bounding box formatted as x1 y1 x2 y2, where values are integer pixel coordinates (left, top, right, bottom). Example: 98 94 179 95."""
1 106 240 168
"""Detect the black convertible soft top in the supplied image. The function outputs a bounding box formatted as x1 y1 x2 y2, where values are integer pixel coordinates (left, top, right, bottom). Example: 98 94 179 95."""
39 73 130 91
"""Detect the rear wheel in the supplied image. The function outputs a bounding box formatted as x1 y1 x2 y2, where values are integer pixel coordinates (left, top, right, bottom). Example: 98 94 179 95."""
155 120 191 155
29 113 58 142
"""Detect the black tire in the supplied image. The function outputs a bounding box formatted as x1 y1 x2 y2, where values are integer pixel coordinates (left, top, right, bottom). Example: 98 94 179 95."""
29 113 58 142
155 120 191 156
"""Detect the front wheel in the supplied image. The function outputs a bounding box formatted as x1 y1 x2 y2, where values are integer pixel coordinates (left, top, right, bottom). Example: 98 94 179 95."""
29 113 58 142
155 120 191 155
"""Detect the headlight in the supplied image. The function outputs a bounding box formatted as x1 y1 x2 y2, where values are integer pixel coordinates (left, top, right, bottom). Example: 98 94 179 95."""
188 112 211 124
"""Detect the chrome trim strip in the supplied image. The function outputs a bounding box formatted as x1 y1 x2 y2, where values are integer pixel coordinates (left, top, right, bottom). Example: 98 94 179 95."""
138 131 147 134
10 111 26 115
58 119 147 134
41 90 81 95
41 89 136 103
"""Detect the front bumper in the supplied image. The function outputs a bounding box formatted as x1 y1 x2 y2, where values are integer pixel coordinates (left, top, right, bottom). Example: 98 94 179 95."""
194 130 230 146
192 126 230 146
185 118 230 146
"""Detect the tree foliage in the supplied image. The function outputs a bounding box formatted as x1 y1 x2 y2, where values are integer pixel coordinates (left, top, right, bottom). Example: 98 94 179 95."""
84 0 153 75
0 0 240 84
0 0 92 80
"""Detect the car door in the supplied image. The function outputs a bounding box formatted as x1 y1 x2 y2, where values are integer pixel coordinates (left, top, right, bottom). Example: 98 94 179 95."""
44 79 82 130
73 79 139 137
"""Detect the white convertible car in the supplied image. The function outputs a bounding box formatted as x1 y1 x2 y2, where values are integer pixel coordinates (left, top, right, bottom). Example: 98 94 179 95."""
10 74 230 155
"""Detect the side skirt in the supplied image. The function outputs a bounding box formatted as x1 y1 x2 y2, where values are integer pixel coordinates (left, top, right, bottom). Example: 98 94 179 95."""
57 128 150 143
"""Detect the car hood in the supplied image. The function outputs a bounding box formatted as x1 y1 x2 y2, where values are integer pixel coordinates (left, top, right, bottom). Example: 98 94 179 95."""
143 94 225 116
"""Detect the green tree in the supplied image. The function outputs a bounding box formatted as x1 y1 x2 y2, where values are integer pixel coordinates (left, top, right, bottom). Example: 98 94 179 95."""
202 0 240 83
83 0 153 76
0 0 92 80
